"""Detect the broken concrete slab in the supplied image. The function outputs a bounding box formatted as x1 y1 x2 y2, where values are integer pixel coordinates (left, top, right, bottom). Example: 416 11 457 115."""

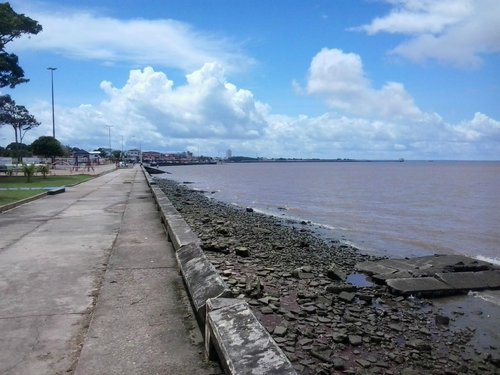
436 271 500 291
205 298 297 375
386 277 453 296
371 270 414 283
357 254 500 297
355 262 399 276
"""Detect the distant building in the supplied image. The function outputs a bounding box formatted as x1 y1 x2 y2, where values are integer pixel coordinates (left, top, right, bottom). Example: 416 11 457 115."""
142 151 163 162
125 148 141 162
71 149 101 165
226 149 232 159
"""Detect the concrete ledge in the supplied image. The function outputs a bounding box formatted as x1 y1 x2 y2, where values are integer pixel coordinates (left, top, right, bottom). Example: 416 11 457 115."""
205 298 297 375
166 215 200 250
47 186 65 195
141 165 157 187
149 184 200 250
145 171 230 324
177 243 232 324
144 169 295 374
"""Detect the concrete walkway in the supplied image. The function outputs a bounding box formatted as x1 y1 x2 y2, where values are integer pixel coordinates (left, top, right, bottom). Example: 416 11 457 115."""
0 166 219 374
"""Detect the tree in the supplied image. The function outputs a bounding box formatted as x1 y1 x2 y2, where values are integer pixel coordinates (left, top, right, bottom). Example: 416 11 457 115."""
0 94 40 160
36 164 49 178
0 3 42 88
5 142 31 158
31 136 63 158
14 105 39 143
21 162 35 182
111 150 121 161
96 147 108 158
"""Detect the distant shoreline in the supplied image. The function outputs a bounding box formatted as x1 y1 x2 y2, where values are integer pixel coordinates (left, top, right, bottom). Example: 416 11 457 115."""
226 158 405 163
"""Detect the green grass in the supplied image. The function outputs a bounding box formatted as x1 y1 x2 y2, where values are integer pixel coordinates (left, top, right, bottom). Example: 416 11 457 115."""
0 175 93 206
0 190 47 206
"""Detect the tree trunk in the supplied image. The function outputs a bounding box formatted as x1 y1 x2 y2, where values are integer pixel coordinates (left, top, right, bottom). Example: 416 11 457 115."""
12 126 21 163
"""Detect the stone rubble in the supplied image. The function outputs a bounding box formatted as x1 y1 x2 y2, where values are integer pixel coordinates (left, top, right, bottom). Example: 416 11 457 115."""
158 178 499 375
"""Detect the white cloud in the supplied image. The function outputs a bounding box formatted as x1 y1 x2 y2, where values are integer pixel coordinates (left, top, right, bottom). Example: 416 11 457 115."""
353 0 500 67
305 48 425 120
10 64 499 161
20 64 270 151
454 112 500 141
10 3 253 73
355 0 473 35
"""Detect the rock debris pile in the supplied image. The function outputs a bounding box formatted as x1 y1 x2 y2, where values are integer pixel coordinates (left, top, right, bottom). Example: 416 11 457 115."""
157 178 498 375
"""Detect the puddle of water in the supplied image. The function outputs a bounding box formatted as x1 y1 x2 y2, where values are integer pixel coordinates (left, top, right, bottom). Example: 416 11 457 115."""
346 273 374 288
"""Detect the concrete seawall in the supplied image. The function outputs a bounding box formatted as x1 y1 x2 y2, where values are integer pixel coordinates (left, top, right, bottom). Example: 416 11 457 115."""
144 168 297 374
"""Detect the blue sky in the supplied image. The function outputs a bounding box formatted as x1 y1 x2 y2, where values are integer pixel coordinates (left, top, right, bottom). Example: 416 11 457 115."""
1 0 499 159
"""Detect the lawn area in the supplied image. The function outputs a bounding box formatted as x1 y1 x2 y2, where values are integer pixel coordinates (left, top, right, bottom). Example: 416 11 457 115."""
0 175 93 206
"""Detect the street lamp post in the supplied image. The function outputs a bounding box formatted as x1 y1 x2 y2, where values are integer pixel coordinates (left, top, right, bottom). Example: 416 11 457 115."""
47 67 57 138
131 136 142 163
105 125 113 161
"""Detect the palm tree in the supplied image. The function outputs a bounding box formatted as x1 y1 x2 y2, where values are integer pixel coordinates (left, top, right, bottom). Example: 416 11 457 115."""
21 163 36 182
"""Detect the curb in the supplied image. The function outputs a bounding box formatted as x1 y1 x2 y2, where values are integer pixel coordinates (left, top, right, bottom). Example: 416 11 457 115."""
142 167 296 374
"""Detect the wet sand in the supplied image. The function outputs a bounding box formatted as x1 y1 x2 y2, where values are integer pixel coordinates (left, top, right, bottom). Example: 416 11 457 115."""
158 178 499 374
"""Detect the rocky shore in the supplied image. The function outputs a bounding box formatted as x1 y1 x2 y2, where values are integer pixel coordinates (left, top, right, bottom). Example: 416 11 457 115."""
157 178 498 374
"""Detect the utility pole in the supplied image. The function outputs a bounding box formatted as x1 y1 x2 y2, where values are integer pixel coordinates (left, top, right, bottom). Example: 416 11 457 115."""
47 67 57 138
105 125 112 158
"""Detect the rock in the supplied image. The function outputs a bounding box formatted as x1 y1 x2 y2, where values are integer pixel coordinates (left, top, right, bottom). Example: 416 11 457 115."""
245 274 262 298
408 339 432 351
201 241 229 254
261 307 273 314
292 266 314 279
257 297 273 305
297 291 317 299
389 323 403 332
332 332 347 343
216 226 231 236
246 207 254 212
488 352 500 367
356 358 371 368
435 314 450 326
357 293 374 302
253 227 271 235
317 316 332 323
274 326 287 336
348 335 363 346
274 337 288 343
327 264 346 281
235 246 250 257
298 272 314 279
332 357 346 370
298 338 313 346
338 291 356 303
326 284 357 293
301 305 317 314
311 349 331 363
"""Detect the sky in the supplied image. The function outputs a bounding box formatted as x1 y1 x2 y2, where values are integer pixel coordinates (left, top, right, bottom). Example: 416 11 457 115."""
1 0 499 160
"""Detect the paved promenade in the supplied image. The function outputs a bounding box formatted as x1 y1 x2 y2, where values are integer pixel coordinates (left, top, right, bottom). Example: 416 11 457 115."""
0 166 220 374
